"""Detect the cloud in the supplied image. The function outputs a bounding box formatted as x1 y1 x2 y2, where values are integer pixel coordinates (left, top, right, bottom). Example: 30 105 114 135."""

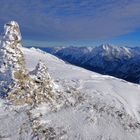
0 0 140 41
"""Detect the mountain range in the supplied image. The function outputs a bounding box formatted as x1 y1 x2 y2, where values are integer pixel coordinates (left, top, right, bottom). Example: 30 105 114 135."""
35 44 140 84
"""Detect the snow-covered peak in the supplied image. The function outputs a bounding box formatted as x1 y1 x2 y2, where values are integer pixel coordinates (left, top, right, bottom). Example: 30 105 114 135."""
100 44 112 50
96 44 131 56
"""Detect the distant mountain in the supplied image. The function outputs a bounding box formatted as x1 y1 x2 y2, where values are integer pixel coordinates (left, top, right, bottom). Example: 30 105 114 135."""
35 44 140 84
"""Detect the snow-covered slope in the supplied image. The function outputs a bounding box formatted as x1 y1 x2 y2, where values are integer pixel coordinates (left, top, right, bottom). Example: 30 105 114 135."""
0 21 140 139
20 47 140 140
0 46 140 139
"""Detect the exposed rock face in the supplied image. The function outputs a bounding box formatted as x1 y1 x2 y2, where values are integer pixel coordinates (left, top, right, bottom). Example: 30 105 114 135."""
0 21 55 105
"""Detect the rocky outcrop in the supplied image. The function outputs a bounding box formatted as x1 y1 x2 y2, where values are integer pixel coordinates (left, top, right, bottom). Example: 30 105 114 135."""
29 60 55 104
0 21 27 97
0 21 55 105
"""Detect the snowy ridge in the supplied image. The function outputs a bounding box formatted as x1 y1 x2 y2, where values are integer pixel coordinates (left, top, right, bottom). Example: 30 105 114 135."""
0 21 140 139
21 47 140 140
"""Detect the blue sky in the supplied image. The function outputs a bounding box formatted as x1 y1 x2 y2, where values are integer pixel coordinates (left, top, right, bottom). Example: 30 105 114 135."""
0 0 140 47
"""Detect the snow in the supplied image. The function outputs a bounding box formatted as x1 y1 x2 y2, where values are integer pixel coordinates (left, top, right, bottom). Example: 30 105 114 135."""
0 30 140 138
0 43 140 139
0 21 26 97
22 47 140 112
19 47 140 140
0 21 57 106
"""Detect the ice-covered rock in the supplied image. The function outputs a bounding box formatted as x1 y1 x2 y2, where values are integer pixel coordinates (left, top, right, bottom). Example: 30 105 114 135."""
0 21 27 97
29 60 55 104
0 21 55 105
2 21 22 44
31 60 53 86
0 21 140 139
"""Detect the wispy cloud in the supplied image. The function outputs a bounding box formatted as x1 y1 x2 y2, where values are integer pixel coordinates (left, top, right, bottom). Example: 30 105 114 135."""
0 0 140 41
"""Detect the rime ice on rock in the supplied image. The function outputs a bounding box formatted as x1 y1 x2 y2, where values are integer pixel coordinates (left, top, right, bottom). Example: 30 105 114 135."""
30 60 55 104
0 21 26 97
0 21 55 105
2 21 22 45
32 60 53 85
